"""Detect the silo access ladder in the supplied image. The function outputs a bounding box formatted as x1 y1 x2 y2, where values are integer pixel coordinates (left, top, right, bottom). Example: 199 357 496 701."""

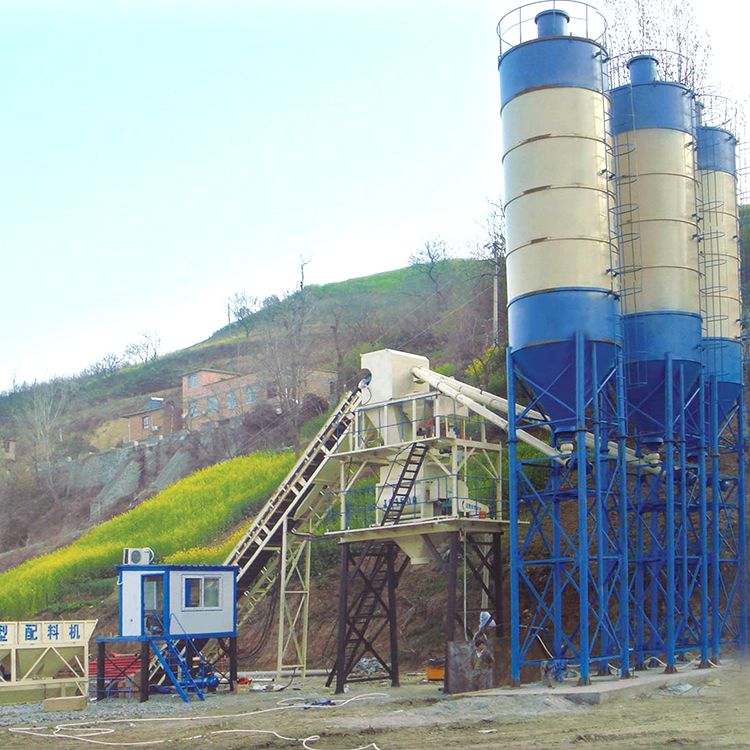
225 389 362 598
327 442 429 686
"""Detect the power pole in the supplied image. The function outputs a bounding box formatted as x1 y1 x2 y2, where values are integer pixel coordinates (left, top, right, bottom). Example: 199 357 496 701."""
492 241 500 349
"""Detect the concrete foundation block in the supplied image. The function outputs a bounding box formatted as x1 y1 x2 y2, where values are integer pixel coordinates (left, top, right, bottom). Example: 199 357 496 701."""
43 695 87 712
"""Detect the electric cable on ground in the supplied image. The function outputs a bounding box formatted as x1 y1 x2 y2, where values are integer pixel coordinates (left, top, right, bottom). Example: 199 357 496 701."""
8 692 388 749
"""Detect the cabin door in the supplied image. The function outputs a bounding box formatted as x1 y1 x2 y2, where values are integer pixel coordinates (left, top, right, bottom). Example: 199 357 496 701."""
142 574 165 635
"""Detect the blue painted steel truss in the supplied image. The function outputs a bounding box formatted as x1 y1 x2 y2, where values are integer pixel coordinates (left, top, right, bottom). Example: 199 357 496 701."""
507 338 748 687
707 379 748 661
507 332 630 686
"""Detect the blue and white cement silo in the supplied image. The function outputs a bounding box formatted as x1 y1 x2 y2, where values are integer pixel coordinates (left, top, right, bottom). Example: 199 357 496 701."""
500 5 618 444
499 2 628 687
695 120 747 661
610 55 702 449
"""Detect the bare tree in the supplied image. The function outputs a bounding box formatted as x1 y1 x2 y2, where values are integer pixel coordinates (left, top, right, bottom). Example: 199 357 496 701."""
12 378 74 503
228 292 260 339
85 351 124 377
408 236 454 312
124 330 162 364
603 0 712 91
326 298 382 393
471 197 508 349
261 257 316 451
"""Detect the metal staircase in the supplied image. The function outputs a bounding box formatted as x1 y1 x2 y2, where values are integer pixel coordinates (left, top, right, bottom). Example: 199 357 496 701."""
327 444 427 686
379 442 429 525
224 389 361 597
150 637 206 702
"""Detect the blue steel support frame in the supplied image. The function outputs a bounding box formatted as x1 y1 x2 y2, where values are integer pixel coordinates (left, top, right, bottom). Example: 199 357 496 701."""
625 357 709 671
507 332 627 686
707 375 747 662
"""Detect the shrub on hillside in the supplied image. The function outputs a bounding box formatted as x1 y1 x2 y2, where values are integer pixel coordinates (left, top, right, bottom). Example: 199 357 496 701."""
0 451 293 620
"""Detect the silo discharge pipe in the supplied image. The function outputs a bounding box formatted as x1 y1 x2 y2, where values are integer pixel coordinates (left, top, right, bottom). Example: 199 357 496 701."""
413 366 647 466
411 366 565 464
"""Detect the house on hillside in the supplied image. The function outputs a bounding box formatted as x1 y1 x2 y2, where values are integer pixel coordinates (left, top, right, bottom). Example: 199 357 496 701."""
1 438 16 461
120 397 182 442
181 367 337 429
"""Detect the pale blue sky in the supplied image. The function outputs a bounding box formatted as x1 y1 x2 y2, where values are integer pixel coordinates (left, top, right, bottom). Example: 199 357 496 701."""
1 0 745 390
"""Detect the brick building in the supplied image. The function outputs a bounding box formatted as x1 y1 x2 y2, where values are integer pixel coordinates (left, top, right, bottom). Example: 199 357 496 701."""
181 368 337 429
120 397 182 443
1 438 16 461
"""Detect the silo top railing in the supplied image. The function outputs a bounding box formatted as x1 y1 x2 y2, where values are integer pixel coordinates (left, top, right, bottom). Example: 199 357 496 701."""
698 93 743 132
497 0 607 55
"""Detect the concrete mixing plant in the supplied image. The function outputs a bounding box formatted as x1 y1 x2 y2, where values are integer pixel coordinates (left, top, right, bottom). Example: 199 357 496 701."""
196 0 747 696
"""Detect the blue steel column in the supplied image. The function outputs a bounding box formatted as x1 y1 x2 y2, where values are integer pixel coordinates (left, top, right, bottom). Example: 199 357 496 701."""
507 346 521 687
576 332 591 685
677 366 689 653
697 369 710 667
709 375 721 662
738 387 748 658
593 344 609 676
634 462 645 670
664 354 677 672
616 341 631 677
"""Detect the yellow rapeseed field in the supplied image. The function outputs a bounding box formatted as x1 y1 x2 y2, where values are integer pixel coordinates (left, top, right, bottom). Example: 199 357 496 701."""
0 451 293 620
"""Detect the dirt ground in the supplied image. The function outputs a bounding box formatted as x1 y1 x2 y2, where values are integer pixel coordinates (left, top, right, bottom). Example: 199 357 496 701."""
2 664 749 750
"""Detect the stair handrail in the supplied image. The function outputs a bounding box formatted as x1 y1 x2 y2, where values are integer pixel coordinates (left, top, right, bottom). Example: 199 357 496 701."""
168 613 211 671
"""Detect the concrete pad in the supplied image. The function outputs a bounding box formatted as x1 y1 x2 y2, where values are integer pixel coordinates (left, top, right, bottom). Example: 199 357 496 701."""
43 695 87 712
485 662 730 705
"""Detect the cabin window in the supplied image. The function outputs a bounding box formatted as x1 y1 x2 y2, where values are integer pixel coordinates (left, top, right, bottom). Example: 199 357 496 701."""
186 401 197 418
143 575 163 612
245 386 256 405
142 416 150 429
183 576 221 609
207 396 218 413
188 374 198 388
204 577 220 607
226 391 236 410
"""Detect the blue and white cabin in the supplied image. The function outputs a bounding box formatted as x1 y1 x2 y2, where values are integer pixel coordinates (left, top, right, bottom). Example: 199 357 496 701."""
117 564 238 639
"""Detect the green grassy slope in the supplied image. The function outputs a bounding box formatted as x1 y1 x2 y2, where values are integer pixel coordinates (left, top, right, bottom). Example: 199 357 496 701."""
0 451 294 620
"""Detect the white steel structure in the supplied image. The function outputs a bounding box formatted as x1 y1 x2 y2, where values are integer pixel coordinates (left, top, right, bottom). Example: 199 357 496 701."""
0 620 97 704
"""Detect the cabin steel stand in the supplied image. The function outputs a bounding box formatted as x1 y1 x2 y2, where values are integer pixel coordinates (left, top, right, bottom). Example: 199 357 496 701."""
95 635 238 703
507 333 629 687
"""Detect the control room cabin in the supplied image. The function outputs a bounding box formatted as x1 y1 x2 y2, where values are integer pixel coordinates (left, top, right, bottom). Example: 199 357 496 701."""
117 564 237 639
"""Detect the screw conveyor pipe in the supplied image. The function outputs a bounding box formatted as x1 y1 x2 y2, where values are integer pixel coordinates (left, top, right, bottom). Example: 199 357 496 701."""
412 366 655 472
410 366 564 463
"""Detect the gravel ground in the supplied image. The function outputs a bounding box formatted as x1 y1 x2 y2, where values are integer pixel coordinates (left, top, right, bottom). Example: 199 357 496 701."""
1 666 748 750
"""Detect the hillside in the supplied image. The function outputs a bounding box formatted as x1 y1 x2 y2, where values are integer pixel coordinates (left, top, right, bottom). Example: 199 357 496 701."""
0 258 500 572
0 451 293 620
